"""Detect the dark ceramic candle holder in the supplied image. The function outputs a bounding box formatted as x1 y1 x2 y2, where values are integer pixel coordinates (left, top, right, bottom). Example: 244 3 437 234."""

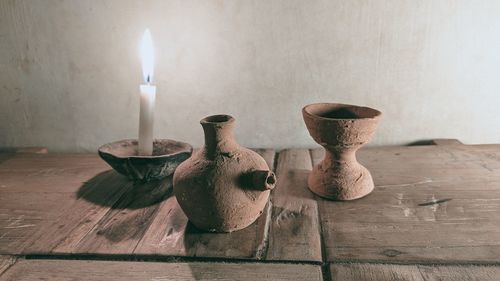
98 139 193 182
303 103 382 200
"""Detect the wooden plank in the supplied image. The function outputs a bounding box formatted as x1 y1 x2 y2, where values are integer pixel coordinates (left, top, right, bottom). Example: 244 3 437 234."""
23 171 133 254
418 264 500 281
310 147 324 167
71 178 170 254
330 263 500 281
0 259 322 281
0 153 113 193
252 148 276 170
318 144 500 263
330 263 423 281
0 153 131 255
266 149 322 262
0 192 75 254
431 139 463 146
0 256 16 276
135 149 275 259
0 153 14 165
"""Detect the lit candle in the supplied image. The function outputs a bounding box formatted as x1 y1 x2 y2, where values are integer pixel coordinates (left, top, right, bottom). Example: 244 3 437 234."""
138 29 156 156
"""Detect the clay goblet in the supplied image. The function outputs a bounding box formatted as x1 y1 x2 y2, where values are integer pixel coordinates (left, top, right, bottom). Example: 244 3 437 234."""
302 103 382 200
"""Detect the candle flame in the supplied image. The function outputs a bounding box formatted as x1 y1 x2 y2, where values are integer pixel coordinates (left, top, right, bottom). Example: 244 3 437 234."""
140 29 154 83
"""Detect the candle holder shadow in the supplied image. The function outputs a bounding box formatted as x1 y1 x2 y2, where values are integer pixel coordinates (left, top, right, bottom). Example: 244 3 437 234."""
98 139 193 182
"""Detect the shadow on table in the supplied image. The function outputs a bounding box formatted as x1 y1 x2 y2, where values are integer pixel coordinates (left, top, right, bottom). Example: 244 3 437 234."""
77 170 172 209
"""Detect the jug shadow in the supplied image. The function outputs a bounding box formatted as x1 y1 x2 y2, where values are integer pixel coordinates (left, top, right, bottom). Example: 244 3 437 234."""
77 170 172 209
182 213 267 260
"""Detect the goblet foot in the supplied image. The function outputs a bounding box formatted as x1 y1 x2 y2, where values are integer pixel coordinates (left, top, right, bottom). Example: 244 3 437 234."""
308 161 374 200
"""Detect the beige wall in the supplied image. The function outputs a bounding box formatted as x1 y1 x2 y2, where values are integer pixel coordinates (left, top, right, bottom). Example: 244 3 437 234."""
1 0 499 152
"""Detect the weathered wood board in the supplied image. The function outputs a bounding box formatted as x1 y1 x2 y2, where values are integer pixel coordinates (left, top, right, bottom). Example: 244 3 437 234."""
49 171 134 254
0 256 15 276
0 192 73 254
71 178 169 254
330 263 500 281
266 149 322 262
3 143 500 275
134 149 275 259
0 259 322 281
0 153 112 193
0 153 131 255
315 144 500 263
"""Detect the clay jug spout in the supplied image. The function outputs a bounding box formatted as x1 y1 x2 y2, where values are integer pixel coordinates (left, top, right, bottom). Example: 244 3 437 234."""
251 170 276 191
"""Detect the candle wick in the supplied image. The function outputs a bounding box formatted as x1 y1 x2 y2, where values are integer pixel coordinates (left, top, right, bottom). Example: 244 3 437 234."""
146 75 151 84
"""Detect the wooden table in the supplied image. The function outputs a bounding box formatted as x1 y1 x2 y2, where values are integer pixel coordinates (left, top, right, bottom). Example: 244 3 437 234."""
0 140 499 280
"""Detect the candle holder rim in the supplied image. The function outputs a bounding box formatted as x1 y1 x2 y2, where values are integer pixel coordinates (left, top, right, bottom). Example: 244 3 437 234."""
98 138 192 159
303 102 382 121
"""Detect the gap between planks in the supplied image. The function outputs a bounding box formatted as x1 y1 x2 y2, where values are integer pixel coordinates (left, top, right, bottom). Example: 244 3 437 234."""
10 252 500 267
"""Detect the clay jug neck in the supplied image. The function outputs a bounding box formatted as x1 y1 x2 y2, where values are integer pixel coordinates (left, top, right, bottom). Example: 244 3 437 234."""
201 115 238 159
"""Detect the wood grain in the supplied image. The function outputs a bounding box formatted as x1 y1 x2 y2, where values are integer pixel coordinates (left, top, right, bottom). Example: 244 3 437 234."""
135 149 275 259
0 256 15 276
4 144 500 271
330 263 500 281
316 144 500 263
0 259 322 281
266 149 322 262
418 264 500 281
0 192 73 254
25 171 134 254
309 147 324 167
0 153 132 255
72 178 170 254
331 263 424 281
0 153 113 193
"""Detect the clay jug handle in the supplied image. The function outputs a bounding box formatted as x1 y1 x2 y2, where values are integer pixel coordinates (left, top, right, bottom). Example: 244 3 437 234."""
251 170 276 191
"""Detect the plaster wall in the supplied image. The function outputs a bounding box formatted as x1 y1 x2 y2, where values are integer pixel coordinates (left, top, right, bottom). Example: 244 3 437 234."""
1 0 499 151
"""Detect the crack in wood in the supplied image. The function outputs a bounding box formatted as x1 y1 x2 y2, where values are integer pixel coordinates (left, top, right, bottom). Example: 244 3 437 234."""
418 198 452 206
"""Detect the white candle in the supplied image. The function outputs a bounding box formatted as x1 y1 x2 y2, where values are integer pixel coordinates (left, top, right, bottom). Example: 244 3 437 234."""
139 84 156 155
138 29 156 156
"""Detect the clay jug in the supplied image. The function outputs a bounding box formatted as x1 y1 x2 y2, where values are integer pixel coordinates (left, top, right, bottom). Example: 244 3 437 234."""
173 114 276 232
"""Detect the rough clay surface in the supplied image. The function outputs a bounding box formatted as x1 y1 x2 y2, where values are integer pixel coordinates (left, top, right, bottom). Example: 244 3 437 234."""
98 139 193 182
173 115 276 232
303 103 381 200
